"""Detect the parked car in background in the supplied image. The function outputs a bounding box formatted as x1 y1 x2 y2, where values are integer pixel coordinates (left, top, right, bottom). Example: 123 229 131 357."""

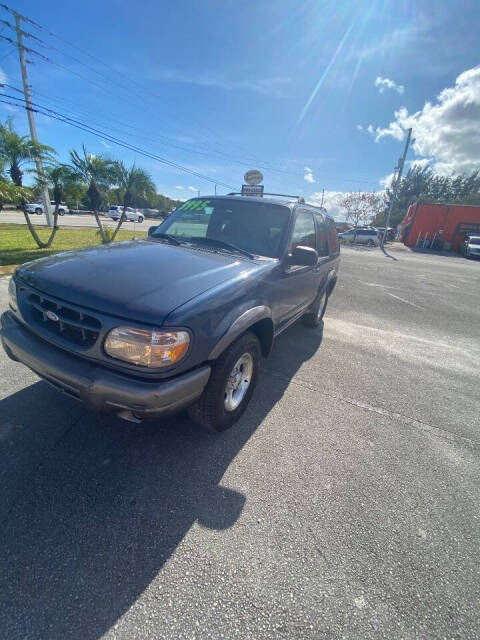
461 234 480 259
338 228 379 246
108 206 144 223
25 202 69 216
376 227 396 242
335 221 352 233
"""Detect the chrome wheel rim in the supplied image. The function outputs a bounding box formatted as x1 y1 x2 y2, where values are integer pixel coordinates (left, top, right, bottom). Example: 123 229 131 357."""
224 353 253 412
317 292 327 319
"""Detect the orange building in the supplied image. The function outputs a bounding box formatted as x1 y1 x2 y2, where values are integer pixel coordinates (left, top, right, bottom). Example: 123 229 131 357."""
398 203 480 251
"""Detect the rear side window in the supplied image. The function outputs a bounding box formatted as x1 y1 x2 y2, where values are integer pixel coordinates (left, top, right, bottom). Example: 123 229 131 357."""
314 213 329 257
290 211 316 251
325 217 339 254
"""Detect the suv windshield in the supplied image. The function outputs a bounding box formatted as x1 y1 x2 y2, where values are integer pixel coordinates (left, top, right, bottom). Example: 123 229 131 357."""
152 198 290 258
467 236 480 245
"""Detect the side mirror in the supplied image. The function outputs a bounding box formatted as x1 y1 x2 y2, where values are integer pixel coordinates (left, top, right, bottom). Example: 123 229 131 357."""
290 246 318 266
148 225 158 237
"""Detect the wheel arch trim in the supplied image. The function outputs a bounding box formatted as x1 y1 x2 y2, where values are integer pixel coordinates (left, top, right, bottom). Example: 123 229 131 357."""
208 305 273 360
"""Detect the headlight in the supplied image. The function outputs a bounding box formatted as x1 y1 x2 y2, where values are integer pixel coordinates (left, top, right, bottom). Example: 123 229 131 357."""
104 327 190 368
8 277 18 312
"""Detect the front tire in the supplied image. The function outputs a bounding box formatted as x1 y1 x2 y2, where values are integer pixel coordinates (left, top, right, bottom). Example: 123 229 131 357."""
58 209 65 216
137 216 144 223
188 332 260 432
303 290 328 327
35 208 42 214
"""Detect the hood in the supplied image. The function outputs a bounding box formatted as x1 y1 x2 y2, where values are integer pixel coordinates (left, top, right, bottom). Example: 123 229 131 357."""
17 239 263 325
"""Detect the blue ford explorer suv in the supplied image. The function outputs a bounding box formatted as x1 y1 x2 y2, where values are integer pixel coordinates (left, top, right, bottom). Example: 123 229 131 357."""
2 195 340 431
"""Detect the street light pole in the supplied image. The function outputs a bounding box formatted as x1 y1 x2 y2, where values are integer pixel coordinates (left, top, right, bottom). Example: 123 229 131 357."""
381 127 412 249
14 12 52 227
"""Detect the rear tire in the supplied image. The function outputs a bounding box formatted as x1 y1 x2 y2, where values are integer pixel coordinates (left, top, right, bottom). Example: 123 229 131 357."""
303 290 328 327
35 208 42 214
188 332 260 432
58 209 65 216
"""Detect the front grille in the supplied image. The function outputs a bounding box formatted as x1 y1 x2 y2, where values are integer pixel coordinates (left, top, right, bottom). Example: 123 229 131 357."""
26 292 101 348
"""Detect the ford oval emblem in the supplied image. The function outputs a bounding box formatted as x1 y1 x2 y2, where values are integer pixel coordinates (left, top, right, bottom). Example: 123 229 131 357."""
46 310 59 322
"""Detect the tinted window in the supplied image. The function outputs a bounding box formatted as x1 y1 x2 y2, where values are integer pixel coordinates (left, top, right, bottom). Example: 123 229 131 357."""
314 213 329 257
155 198 290 258
290 211 316 250
325 217 340 254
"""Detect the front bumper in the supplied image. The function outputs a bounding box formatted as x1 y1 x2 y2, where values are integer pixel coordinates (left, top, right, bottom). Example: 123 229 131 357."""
1 311 211 421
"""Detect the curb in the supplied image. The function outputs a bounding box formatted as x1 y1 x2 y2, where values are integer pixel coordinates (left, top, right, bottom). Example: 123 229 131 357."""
0 265 17 276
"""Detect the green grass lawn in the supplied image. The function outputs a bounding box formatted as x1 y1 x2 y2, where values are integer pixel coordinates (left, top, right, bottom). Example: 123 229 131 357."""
0 224 147 266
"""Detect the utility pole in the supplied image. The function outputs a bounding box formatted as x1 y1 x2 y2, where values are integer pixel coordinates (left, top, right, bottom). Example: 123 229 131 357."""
320 188 324 208
381 127 412 248
14 12 52 227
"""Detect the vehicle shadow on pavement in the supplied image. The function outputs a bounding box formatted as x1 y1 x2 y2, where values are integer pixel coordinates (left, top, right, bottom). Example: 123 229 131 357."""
0 321 323 640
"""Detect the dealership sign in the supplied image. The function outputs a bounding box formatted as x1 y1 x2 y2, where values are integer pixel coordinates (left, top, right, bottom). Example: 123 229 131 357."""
244 169 263 185
241 184 264 197
242 169 264 196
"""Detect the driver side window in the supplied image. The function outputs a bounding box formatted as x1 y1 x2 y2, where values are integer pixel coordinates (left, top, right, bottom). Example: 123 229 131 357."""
290 211 316 251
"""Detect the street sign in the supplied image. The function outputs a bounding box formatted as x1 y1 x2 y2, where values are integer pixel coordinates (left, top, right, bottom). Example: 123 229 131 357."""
241 184 264 197
244 169 263 186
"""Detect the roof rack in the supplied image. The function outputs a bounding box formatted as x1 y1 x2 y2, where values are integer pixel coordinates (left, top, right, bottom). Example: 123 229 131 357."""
227 192 305 204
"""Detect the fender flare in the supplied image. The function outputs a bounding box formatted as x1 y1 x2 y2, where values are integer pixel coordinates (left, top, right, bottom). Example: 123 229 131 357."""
208 305 272 360
325 270 337 294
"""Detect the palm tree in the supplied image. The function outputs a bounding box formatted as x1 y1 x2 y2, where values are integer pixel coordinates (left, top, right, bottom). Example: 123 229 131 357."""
0 179 30 205
0 117 55 186
18 164 75 249
109 161 156 241
69 145 115 243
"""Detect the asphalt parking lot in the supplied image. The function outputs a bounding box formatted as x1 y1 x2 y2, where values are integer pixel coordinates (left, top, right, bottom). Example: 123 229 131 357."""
0 246 479 639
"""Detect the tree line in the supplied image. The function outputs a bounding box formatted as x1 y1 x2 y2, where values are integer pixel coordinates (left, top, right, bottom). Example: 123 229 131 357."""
0 118 183 248
339 165 480 231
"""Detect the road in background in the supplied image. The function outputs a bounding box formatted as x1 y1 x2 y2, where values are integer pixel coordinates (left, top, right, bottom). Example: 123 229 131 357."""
0 210 157 231
0 247 479 639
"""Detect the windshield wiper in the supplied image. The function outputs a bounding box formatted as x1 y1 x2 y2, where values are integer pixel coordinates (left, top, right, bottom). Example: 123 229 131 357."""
186 237 255 259
150 232 182 246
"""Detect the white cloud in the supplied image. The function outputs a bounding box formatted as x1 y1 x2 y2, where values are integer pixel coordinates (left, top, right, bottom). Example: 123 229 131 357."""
356 123 377 137
379 172 396 188
100 140 111 149
304 167 315 183
375 76 405 95
175 185 199 192
156 69 291 96
308 191 346 220
370 66 480 173
0 67 7 86
372 117 405 142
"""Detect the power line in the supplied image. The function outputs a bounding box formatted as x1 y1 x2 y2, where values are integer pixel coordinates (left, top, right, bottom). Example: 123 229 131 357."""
0 5 382 190
0 4 303 170
0 43 14 61
0 94 238 189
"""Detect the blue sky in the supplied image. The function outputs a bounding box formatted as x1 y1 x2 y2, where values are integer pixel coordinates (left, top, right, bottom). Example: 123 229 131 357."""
1 0 479 216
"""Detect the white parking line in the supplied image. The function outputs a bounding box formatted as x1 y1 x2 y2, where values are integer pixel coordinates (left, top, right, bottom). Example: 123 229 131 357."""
385 291 424 309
